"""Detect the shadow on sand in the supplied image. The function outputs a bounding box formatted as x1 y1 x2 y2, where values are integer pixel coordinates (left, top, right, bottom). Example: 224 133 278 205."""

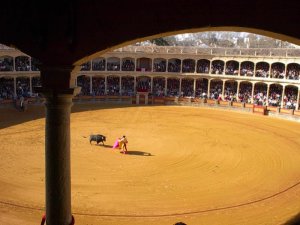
121 150 153 156
283 213 300 225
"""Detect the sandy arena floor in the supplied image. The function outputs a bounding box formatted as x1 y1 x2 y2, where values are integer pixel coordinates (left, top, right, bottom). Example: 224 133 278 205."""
1 104 300 225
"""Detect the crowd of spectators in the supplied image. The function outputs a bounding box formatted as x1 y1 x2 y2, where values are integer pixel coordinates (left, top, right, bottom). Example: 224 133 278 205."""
136 77 151 92
196 60 210 74
168 60 181 72
286 64 300 80
223 82 237 101
166 78 180 96
225 61 239 75
107 62 120 71
271 63 285 79
0 78 14 100
92 59 106 71
121 77 134 96
15 56 30 71
283 88 297 109
253 84 267 105
211 61 224 74
0 57 13 71
182 60 195 73
153 78 165 96
240 62 254 76
92 77 105 96
209 81 223 100
122 59 135 71
255 63 269 78
268 85 282 106
77 75 90 95
181 79 194 96
106 76 120 95
238 83 252 103
71 58 300 81
195 79 208 98
153 60 166 72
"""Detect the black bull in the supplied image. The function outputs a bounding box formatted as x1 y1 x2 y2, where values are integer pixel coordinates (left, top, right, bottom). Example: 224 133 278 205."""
89 134 106 145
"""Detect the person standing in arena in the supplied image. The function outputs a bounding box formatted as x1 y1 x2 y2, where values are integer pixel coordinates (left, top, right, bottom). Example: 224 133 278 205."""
119 135 128 154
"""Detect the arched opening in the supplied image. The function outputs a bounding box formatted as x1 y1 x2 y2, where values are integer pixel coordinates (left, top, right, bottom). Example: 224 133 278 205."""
153 77 165 96
240 61 254 77
153 58 166 72
225 60 239 75
167 77 180 96
121 57 135 71
121 76 134 96
224 80 237 101
76 75 90 96
255 62 269 78
92 76 105 96
196 59 210 74
286 63 300 80
107 57 121 71
136 57 152 72
16 76 30 97
0 56 13 71
271 62 285 79
80 61 91 71
238 81 252 103
195 78 208 98
15 56 30 71
209 79 223 99
211 60 224 75
181 78 194 97
253 82 267 105
167 58 181 73
284 85 298 109
92 57 106 71
106 75 120 95
182 59 195 73
269 83 283 107
0 77 14 100
136 76 151 92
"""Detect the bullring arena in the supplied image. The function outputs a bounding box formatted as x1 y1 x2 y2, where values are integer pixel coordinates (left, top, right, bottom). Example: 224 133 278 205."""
1 42 300 225
1 103 300 225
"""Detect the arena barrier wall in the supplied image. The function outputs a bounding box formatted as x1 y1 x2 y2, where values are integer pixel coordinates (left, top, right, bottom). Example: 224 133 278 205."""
253 105 267 115
2 95 300 122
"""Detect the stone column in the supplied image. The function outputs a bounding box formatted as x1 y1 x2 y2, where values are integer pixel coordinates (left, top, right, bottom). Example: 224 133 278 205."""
14 77 17 97
119 76 122 96
296 88 300 110
29 57 32 71
104 76 107 94
134 76 137 94
266 84 270 106
251 83 255 104
136 93 140 104
222 80 226 100
165 78 168 96
13 57 16 71
281 86 286 108
207 79 211 98
30 76 33 94
179 78 182 96
90 76 93 95
236 81 240 102
193 78 196 97
34 86 80 225
150 77 153 94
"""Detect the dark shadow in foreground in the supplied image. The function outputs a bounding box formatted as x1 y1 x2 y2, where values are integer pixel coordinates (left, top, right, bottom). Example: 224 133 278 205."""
284 213 300 225
121 150 153 156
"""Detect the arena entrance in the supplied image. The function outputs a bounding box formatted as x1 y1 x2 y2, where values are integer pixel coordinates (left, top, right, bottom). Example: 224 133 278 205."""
136 91 149 104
